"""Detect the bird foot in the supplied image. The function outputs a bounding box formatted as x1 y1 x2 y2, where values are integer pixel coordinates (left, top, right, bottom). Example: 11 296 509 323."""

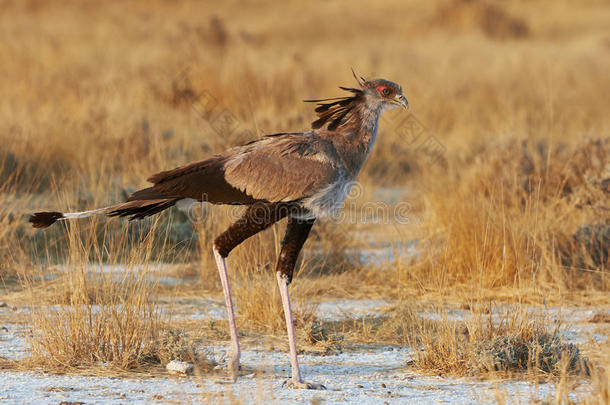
283 379 326 390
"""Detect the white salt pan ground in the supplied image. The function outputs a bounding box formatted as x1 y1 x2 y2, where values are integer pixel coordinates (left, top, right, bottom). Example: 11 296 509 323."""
1 302 601 404
0 346 578 404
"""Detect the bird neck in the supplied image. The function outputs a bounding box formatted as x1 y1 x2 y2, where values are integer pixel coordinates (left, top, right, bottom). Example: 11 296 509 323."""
308 92 385 175
332 102 383 176
352 101 383 152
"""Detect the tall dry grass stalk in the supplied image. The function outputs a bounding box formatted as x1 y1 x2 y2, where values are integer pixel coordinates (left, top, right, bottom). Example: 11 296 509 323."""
387 139 608 300
21 218 167 371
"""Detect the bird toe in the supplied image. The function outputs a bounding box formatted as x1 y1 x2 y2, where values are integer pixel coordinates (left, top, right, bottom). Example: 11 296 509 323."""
283 379 326 390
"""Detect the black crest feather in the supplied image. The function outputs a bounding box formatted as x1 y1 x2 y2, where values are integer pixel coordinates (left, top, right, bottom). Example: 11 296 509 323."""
305 86 364 131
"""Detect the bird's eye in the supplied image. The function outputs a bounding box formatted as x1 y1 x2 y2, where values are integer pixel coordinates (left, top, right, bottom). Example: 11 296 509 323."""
376 85 393 97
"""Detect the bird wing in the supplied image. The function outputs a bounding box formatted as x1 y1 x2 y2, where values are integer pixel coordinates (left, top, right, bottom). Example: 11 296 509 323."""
138 133 341 204
222 133 341 203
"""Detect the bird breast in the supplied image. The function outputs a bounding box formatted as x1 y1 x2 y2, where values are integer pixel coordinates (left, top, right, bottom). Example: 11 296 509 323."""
296 171 354 219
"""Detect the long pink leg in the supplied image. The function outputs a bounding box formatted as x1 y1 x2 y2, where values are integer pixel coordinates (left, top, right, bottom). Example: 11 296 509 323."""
214 246 240 381
276 271 325 390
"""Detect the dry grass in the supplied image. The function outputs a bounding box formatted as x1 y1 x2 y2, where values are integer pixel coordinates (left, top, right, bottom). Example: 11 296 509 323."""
583 366 610 405
534 344 610 405
18 221 159 371
0 2 608 403
408 305 585 377
398 138 608 296
14 219 215 374
312 301 588 378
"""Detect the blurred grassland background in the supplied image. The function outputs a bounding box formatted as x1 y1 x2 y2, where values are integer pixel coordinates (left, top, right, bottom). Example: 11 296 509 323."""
1 0 607 294
0 0 608 393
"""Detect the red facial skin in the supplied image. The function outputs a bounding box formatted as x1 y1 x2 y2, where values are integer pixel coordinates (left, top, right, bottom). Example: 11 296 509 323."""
376 85 393 97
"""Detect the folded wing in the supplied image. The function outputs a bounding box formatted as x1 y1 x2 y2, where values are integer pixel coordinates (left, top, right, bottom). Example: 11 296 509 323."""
223 133 340 203
138 133 340 205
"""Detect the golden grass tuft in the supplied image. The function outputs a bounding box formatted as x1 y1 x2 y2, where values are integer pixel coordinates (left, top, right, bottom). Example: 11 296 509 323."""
395 138 609 298
400 303 586 377
26 280 160 371
16 218 212 373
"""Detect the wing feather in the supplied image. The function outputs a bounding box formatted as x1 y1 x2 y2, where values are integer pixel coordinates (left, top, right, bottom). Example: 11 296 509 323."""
140 133 340 205
223 134 340 203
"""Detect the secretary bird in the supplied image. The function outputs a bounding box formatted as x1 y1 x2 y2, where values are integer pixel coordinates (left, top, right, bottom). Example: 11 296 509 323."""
29 71 408 389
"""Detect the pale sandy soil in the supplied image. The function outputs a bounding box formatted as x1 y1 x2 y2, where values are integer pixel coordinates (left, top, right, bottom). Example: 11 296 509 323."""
0 301 604 404
0 345 584 404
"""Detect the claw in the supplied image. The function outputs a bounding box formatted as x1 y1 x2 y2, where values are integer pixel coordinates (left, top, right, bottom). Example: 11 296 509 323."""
283 379 326 390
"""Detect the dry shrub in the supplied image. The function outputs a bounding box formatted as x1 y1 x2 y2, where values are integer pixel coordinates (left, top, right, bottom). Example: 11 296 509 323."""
21 221 170 372
467 334 581 375
562 224 609 272
299 319 344 355
545 345 610 405
150 329 216 372
405 138 608 293
583 344 610 405
27 286 160 370
405 303 586 377
311 302 585 378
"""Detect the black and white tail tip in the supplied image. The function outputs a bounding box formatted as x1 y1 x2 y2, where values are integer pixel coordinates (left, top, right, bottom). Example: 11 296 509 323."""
29 207 110 229
29 211 65 228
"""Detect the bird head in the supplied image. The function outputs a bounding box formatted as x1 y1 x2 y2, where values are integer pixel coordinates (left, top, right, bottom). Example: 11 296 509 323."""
353 70 409 111
305 70 409 131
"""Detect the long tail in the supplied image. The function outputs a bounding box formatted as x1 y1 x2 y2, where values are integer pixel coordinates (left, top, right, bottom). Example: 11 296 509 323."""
29 198 179 229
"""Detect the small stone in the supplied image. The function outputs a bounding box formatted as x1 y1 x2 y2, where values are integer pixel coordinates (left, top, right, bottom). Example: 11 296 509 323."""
357 384 364 388
166 360 194 375
381 383 387 388
0 302 8 307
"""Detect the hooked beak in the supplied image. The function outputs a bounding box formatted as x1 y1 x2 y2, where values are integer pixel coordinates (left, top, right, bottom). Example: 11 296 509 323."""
394 94 409 110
